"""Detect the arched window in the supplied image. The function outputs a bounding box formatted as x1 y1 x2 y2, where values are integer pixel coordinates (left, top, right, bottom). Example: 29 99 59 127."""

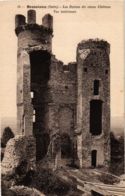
93 80 99 95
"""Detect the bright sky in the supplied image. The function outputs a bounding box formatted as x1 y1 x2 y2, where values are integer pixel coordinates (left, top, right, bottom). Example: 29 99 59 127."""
0 0 124 118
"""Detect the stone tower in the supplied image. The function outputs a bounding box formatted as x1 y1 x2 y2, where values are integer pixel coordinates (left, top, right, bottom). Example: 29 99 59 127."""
76 39 110 168
15 10 53 159
15 10 77 164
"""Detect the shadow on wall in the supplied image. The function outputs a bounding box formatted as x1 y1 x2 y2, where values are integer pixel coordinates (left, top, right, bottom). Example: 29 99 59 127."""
36 133 50 161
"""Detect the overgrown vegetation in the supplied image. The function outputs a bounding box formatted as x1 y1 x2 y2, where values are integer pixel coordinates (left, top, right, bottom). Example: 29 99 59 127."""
1 127 14 147
98 173 120 185
1 126 14 161
2 166 75 196
18 168 72 195
1 181 16 196
2 180 43 196
1 130 124 195
110 132 124 176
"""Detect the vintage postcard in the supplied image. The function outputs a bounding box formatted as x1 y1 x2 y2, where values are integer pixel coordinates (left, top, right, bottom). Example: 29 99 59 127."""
0 0 124 195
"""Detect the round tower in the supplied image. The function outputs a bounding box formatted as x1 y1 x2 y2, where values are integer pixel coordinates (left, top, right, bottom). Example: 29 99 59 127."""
15 10 53 51
15 10 53 138
76 39 110 169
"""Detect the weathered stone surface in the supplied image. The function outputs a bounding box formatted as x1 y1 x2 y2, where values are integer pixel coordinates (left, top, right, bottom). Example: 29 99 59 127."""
15 14 26 29
42 14 53 29
1 135 36 175
77 39 110 168
27 10 36 24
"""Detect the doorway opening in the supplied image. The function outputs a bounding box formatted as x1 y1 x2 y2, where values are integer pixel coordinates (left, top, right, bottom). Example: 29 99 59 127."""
91 150 97 168
90 100 102 135
61 133 72 159
36 133 50 161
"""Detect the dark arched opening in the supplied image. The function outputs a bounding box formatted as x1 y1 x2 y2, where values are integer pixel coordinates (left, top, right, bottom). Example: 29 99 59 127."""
30 50 51 161
36 133 50 161
93 80 99 95
91 150 97 168
61 133 72 159
30 50 51 84
90 100 102 135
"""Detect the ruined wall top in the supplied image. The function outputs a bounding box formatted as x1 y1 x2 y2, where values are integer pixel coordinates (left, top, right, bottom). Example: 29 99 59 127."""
15 10 53 36
27 10 36 24
77 39 110 54
42 14 53 29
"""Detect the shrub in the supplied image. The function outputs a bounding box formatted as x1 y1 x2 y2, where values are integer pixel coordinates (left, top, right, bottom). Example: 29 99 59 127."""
13 167 72 196
98 173 120 185
1 180 16 196
110 132 124 175
1 127 14 147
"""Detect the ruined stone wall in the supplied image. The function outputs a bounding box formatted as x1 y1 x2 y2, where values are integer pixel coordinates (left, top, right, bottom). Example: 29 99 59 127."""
2 136 36 176
17 49 24 135
29 55 77 161
15 11 110 167
40 56 77 162
48 56 77 136
17 49 33 136
77 39 110 168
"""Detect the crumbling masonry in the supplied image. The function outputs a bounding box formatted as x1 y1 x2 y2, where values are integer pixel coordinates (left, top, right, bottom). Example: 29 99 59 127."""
15 10 110 168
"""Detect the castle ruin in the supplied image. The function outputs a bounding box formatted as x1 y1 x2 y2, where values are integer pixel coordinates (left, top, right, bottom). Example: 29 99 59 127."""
15 10 110 168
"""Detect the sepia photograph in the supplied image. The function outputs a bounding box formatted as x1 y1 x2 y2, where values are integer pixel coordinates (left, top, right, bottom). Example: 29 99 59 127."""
0 0 124 195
